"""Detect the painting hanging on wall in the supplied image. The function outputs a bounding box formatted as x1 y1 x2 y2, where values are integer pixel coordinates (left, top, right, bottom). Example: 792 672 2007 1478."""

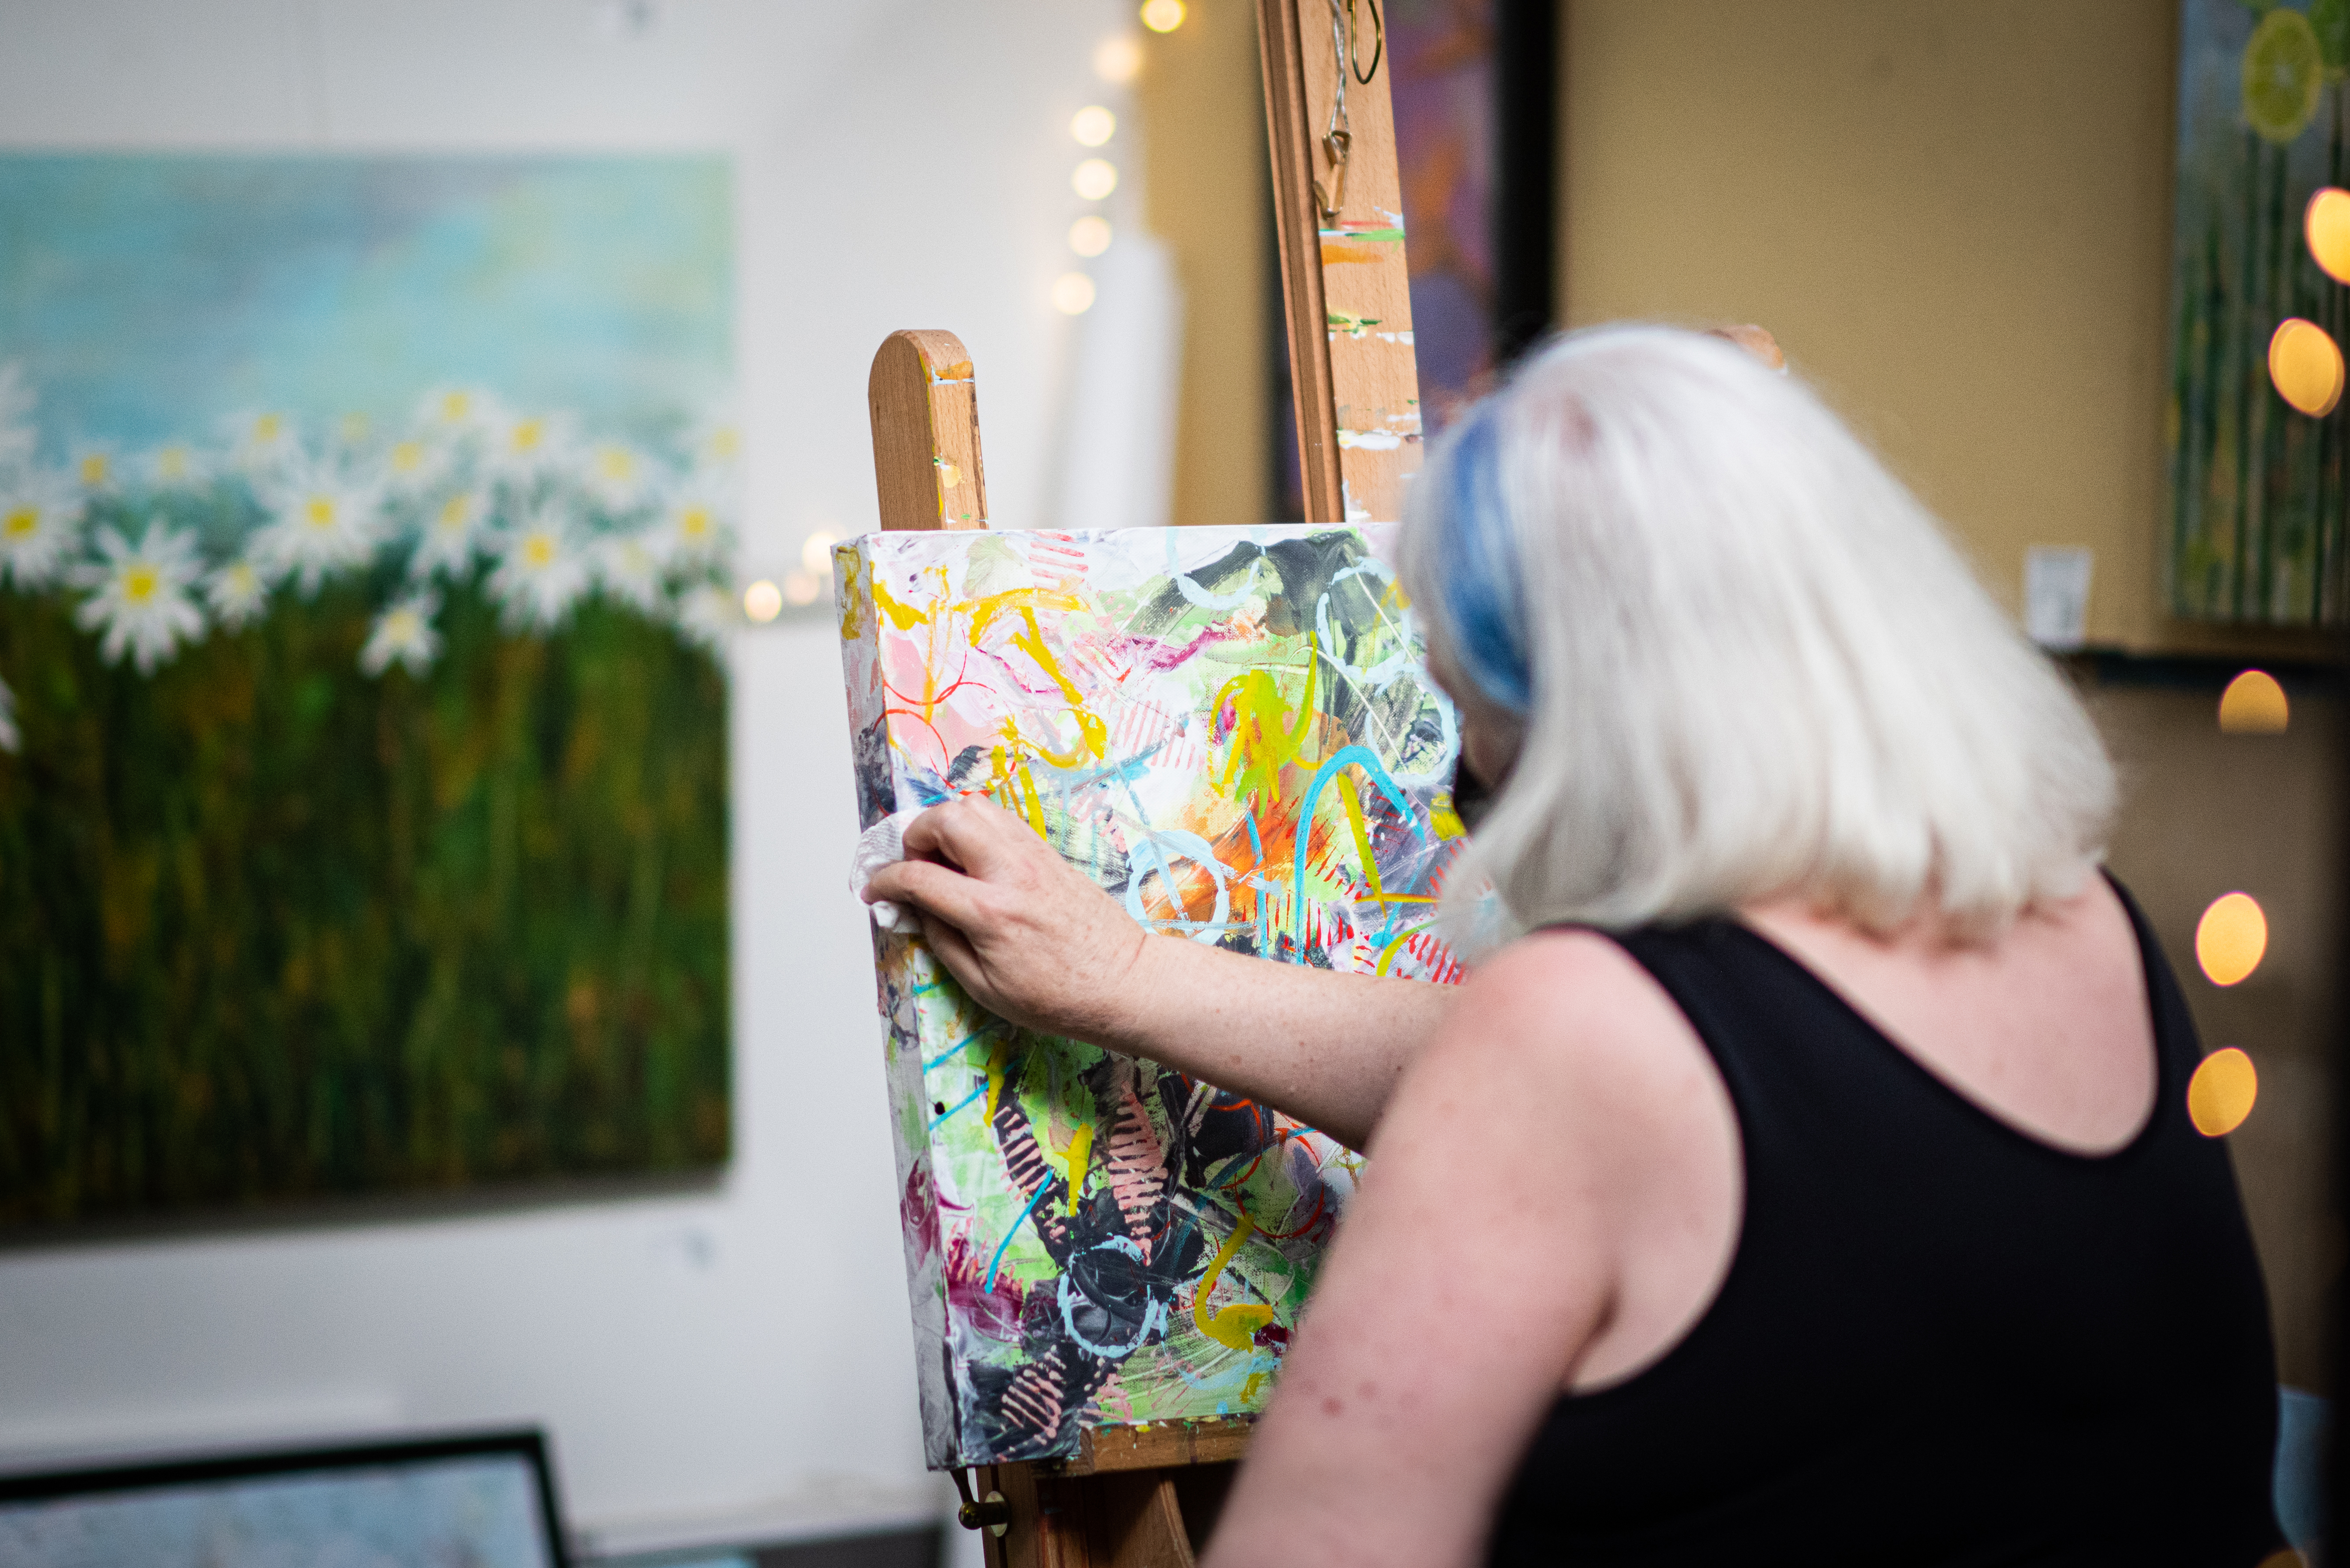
0 154 737 1228
2166 0 2350 625
836 523 1465 1466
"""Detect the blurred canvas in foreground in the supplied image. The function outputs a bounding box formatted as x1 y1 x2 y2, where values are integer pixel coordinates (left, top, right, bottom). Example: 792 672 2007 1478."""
0 1433 565 1568
835 524 1465 1465
2166 0 2350 625
0 154 736 1226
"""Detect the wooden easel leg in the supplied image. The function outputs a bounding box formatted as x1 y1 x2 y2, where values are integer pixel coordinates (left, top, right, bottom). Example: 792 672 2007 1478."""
974 1463 1215 1568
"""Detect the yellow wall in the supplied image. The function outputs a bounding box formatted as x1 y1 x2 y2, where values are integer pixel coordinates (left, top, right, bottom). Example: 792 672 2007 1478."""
1559 0 2330 655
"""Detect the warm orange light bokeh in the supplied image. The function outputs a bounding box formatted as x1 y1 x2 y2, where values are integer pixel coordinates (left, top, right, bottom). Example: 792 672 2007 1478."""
2187 1048 2258 1137
2195 892 2269 987
2268 318 2345 416
2309 187 2350 283
2218 669 2290 733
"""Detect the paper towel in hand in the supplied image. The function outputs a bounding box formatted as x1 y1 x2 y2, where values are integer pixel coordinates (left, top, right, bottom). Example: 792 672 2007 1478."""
849 808 928 931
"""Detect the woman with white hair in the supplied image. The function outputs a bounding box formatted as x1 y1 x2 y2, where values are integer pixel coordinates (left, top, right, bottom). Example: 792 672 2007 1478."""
864 326 2284 1564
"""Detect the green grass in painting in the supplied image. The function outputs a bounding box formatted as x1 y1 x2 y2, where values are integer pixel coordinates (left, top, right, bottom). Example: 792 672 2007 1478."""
0 570 728 1226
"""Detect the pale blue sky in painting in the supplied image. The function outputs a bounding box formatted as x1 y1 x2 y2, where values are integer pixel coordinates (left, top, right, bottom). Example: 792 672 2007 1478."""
0 154 732 454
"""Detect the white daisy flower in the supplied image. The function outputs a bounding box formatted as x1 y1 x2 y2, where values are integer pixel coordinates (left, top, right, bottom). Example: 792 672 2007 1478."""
204 558 271 629
674 580 739 654
408 488 489 581
360 588 443 677
593 526 673 613
71 519 207 674
582 441 656 513
0 362 34 470
687 405 743 475
485 409 574 487
252 454 384 596
0 469 86 590
146 441 214 491
71 445 121 494
0 670 18 753
487 508 592 630
655 478 732 566
413 385 498 443
380 434 451 497
225 409 300 477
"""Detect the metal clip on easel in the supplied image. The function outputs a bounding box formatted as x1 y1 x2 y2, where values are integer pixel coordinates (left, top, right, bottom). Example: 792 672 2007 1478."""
1313 0 1382 223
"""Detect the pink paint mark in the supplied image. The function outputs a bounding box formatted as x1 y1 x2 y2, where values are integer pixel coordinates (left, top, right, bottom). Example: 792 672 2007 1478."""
944 1230 1029 1341
901 1163 941 1261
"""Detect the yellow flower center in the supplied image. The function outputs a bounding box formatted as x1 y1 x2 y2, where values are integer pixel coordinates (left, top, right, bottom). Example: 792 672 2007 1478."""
679 505 710 539
438 495 472 531
340 413 370 443
597 447 633 481
79 453 109 486
512 419 544 453
391 440 425 473
524 533 556 567
254 413 283 442
123 564 158 605
157 446 190 479
708 427 741 461
387 610 420 639
227 564 256 592
305 495 337 529
441 391 470 421
4 507 37 538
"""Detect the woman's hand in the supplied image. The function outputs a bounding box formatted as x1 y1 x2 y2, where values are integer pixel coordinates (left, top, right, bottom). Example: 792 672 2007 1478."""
862 797 1155 1045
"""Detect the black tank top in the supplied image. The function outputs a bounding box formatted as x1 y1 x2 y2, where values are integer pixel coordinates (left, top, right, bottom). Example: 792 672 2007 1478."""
1489 880 2284 1567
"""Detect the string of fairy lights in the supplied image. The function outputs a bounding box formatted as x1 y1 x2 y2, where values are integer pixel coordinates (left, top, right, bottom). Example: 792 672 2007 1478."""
739 5 1183 622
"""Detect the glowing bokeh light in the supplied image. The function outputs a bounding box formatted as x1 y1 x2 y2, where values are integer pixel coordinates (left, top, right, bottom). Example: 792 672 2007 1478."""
2217 669 2290 733
781 570 822 608
2267 317 2344 416
1072 158 1118 201
1071 106 1116 147
2309 187 2350 283
2195 892 2268 987
2187 1047 2258 1137
1051 272 1098 315
1069 214 1113 257
1094 35 1144 84
801 528 842 576
1140 0 1186 33
742 579 783 623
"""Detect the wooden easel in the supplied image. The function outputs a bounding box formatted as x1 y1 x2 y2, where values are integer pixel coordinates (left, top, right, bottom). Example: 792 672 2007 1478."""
863 2 1422 1559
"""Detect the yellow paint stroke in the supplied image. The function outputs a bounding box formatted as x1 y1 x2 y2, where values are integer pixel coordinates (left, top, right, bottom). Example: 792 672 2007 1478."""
1064 1122 1094 1216
1193 1213 1276 1352
1010 606 1108 761
871 572 927 632
835 548 866 640
1320 242 1385 266
1017 759 1051 839
1336 773 1384 901
1241 1372 1266 1402
1374 920 1442 977
984 1038 1014 1122
1215 647 1318 805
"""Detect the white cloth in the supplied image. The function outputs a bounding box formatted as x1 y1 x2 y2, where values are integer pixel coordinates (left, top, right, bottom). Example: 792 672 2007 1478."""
849 808 928 931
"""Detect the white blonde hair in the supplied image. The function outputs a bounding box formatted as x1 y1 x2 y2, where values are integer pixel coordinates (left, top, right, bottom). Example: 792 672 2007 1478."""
1399 325 2114 944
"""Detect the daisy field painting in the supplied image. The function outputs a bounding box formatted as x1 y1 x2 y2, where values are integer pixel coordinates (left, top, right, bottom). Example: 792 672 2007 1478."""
0 154 734 1227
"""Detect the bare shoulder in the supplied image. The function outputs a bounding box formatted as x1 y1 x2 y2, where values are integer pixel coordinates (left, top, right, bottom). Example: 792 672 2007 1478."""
1398 928 1709 1122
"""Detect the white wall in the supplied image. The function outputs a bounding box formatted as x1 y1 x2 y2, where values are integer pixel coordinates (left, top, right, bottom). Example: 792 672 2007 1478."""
0 0 1127 1550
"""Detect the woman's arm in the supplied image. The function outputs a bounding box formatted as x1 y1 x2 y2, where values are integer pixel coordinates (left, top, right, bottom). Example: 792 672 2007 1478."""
860 796 1455 1149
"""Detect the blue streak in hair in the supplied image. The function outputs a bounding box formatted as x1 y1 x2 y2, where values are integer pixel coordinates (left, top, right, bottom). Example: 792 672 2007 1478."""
1440 409 1533 713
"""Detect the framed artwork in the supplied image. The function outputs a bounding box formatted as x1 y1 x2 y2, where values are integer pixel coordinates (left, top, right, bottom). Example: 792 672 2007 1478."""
835 523 1464 1466
0 1430 569 1568
0 154 736 1228
2166 0 2350 624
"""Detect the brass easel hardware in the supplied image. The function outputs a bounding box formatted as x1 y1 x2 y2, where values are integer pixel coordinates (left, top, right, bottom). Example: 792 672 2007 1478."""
1313 0 1380 223
950 1466 1011 1536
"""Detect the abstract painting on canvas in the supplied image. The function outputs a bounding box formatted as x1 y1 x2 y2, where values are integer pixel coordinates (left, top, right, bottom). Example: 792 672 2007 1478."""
836 524 1464 1466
